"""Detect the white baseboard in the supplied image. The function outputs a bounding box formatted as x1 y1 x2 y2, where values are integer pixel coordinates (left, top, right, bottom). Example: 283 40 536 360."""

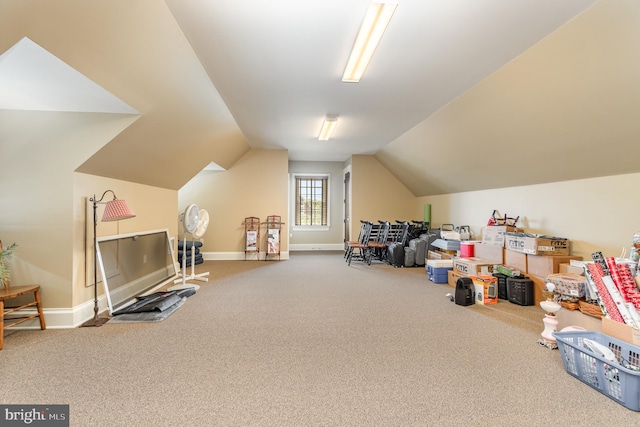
202 251 290 260
201 246 342 259
5 298 106 329
7 281 173 330
288 243 344 251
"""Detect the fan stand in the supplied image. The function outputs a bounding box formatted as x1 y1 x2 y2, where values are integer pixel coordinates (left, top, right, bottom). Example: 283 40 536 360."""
169 206 210 291
175 235 209 283
169 234 209 291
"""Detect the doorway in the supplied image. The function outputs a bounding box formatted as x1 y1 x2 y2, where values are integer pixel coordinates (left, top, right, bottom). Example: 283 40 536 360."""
343 168 351 249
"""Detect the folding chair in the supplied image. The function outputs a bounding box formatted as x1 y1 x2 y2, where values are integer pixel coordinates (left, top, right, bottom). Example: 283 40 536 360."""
368 220 390 262
345 220 369 260
346 221 373 266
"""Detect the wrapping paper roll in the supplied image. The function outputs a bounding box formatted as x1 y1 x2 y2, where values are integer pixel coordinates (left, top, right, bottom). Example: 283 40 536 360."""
599 259 638 327
587 263 624 323
618 263 640 309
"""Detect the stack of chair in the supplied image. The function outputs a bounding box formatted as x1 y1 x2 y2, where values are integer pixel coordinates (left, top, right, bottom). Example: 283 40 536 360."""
368 220 390 262
344 219 426 267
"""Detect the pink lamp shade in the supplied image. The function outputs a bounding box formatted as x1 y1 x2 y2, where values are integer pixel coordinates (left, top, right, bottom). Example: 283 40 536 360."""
102 199 136 222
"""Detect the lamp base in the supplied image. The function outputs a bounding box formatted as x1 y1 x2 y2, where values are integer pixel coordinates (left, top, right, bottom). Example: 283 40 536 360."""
81 316 110 327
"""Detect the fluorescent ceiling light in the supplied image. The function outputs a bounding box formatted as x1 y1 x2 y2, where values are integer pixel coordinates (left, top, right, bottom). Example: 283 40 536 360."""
342 1 397 83
318 116 338 141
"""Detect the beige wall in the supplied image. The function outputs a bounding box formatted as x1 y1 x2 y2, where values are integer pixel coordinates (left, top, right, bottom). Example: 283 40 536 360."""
0 110 137 310
0 108 177 328
73 173 178 308
418 172 640 260
178 149 289 258
288 161 344 248
350 155 420 240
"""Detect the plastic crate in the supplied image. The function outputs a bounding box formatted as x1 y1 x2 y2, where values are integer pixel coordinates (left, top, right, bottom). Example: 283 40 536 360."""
553 330 640 411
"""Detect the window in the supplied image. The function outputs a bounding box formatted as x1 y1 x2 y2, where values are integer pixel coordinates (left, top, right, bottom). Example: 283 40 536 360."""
294 175 328 228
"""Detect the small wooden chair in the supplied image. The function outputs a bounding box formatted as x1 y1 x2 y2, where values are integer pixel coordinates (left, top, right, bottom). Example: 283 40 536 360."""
0 241 46 350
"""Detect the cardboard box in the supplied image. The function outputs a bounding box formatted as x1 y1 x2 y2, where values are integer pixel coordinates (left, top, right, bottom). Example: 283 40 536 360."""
473 243 504 264
503 232 569 256
495 265 521 277
482 226 522 247
526 255 583 278
471 275 498 305
528 274 547 305
447 269 467 288
546 273 587 298
559 263 585 275
428 250 454 260
453 257 494 276
602 317 640 346
504 249 527 273
557 308 602 332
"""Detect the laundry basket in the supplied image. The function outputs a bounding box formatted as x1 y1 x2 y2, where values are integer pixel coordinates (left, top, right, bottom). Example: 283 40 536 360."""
553 330 640 411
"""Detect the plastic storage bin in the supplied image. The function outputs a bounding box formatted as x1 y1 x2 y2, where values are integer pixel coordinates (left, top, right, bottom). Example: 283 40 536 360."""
553 330 640 411
427 265 452 284
426 259 453 284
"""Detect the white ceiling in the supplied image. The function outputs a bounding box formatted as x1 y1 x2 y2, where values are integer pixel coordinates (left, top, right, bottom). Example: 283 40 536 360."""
165 0 598 162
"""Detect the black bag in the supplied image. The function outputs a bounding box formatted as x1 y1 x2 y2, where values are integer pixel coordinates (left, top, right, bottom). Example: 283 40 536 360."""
455 277 475 306
387 242 404 268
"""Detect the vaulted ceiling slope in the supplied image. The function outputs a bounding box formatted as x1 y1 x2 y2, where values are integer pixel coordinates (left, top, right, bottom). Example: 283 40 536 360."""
4 0 638 196
1 0 249 190
376 0 640 196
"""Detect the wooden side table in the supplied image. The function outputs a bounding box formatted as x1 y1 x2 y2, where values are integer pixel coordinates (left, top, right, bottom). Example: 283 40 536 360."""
0 285 46 350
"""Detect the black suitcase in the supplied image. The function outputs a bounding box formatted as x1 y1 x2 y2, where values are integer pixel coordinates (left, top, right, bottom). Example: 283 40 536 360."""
455 277 475 306
507 277 534 306
387 242 404 268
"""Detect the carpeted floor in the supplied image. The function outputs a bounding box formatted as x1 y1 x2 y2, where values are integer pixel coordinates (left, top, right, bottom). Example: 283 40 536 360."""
1 252 637 426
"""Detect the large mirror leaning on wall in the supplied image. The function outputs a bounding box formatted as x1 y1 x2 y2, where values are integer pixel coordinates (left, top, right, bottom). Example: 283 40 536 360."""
96 229 178 314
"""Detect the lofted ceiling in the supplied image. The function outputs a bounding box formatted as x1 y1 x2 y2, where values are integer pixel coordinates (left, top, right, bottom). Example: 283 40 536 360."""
5 0 640 196
165 0 599 162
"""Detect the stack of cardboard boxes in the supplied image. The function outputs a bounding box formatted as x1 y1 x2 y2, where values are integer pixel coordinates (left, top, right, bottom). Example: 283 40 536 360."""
447 226 583 305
